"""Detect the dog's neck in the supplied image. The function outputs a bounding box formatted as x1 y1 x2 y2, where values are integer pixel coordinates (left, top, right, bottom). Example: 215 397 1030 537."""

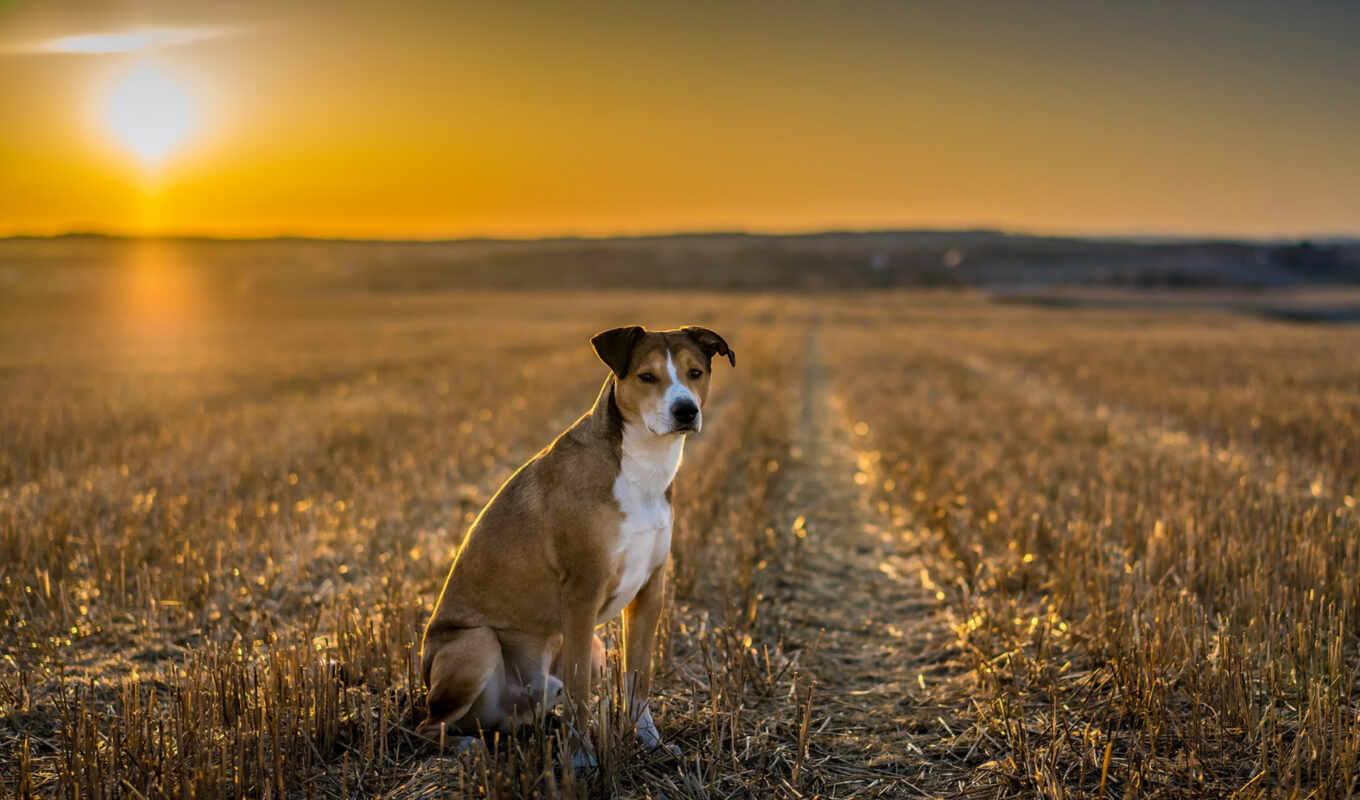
618 421 684 497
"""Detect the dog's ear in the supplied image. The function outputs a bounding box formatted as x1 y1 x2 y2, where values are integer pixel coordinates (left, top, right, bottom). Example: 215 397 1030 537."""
682 326 735 368
591 325 645 377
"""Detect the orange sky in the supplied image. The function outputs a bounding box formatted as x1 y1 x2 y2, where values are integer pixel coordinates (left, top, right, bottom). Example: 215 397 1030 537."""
2 0 1359 238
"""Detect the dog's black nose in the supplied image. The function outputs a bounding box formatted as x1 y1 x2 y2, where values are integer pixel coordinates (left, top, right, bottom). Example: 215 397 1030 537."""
672 400 699 426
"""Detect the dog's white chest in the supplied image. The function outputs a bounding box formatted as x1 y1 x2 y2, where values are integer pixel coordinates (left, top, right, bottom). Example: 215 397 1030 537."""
599 427 682 622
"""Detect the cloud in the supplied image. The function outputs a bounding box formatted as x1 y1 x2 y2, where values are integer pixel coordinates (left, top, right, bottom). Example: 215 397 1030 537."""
4 26 240 55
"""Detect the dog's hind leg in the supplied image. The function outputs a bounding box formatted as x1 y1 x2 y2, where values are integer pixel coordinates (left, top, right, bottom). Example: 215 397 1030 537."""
418 626 510 739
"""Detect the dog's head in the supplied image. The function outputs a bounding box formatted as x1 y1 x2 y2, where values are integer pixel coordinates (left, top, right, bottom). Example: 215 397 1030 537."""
591 325 734 436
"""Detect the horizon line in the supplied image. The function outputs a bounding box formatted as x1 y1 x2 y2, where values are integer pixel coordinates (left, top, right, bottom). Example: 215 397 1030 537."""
3 226 1357 246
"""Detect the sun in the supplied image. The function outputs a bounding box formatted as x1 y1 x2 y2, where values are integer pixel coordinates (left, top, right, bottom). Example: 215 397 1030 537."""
101 63 201 168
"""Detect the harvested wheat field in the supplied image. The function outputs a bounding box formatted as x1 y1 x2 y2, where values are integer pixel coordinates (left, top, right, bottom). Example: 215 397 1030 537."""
2 288 1358 799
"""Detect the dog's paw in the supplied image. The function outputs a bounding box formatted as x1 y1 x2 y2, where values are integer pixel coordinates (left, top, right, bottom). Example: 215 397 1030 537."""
447 735 487 755
541 675 565 710
415 721 486 756
633 706 679 756
569 745 599 772
555 718 599 773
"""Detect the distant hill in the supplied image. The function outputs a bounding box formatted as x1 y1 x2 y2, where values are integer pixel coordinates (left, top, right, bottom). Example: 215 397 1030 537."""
1 231 1357 296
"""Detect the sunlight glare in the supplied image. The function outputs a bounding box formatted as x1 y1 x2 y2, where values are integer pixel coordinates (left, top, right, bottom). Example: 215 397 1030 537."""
52 32 167 54
39 27 230 54
101 64 201 168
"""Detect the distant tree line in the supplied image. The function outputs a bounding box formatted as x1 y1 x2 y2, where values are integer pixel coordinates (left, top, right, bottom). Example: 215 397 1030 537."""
1 233 1357 296
1271 241 1358 281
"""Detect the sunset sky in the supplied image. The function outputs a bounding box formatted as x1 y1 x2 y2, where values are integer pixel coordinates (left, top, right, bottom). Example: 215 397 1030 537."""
2 0 1358 239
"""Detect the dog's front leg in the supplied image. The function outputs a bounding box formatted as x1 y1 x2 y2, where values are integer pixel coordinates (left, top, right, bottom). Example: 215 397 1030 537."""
560 589 602 768
622 565 670 753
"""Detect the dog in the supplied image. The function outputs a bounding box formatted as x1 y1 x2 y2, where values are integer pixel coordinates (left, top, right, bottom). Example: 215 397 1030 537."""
419 324 734 762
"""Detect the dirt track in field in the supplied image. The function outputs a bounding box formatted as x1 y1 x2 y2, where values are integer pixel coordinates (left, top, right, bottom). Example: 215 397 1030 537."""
773 323 973 798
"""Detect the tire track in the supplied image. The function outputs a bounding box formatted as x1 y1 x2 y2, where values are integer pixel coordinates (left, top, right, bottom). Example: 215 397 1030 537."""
777 322 972 799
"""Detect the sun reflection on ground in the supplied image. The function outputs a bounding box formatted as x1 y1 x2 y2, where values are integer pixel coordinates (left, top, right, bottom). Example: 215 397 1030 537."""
109 240 203 333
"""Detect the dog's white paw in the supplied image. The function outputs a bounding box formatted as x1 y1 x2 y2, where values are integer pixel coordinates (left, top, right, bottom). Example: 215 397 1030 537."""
569 745 599 772
558 719 598 773
445 735 486 755
541 675 565 709
633 706 680 756
418 719 488 755
649 740 682 757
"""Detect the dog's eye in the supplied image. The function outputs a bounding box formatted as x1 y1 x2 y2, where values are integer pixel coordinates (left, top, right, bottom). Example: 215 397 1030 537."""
688 368 703 379
637 372 658 383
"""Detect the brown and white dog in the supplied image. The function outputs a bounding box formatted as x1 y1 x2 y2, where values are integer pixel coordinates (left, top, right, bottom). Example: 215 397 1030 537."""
419 325 734 761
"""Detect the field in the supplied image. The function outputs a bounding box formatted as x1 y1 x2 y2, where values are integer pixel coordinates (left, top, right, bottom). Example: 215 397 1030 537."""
2 280 1359 798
